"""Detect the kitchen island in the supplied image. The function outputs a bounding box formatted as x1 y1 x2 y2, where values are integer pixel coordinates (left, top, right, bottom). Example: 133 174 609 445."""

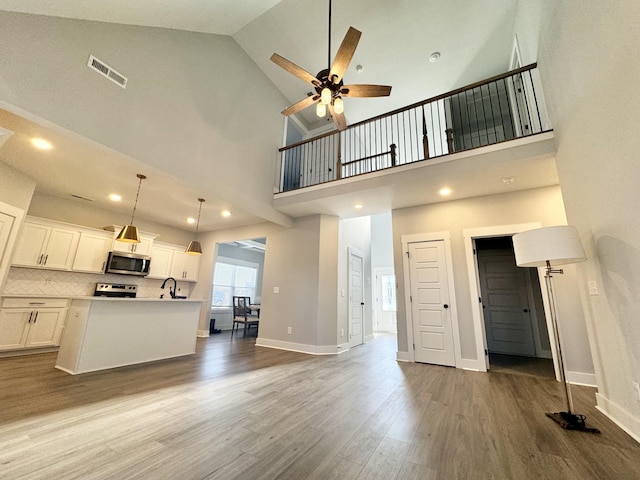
55 297 202 374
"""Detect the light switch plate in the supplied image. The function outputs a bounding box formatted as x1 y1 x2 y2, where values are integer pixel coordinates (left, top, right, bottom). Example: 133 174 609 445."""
588 281 598 296
273 286 280 294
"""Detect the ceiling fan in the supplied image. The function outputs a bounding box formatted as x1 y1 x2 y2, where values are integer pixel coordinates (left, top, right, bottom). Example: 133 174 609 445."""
270 0 391 131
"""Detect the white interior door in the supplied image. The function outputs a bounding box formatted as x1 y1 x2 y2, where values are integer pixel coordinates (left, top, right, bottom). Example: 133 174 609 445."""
374 268 397 332
478 251 536 356
408 241 455 366
348 247 364 348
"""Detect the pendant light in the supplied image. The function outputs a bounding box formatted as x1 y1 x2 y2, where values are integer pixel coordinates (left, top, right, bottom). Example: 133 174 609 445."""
185 198 205 255
116 173 146 243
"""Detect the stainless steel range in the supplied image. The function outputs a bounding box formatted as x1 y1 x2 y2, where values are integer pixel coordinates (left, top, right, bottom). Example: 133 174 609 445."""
94 282 137 298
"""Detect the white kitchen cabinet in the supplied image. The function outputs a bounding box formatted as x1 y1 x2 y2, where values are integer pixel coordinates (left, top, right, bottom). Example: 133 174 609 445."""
170 251 200 282
147 244 175 279
112 234 154 256
12 221 79 270
0 298 68 351
72 231 113 273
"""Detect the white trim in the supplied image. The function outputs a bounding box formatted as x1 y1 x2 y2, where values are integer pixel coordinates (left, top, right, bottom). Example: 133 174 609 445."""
364 333 375 344
196 329 210 338
256 338 340 355
396 351 412 362
400 231 462 368
0 201 25 291
595 393 640 444
463 223 546 373
566 371 597 387
337 342 350 353
348 246 365 348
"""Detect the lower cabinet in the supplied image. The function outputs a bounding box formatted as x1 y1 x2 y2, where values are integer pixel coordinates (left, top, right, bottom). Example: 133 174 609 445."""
0 298 68 351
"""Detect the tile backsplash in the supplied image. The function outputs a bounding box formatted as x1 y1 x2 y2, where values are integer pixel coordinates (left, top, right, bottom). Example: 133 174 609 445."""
2 267 194 298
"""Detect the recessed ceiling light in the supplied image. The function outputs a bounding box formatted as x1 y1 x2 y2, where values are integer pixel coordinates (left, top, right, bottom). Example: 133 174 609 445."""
356 64 363 73
221 210 232 218
429 52 441 63
439 187 452 196
354 203 363 209
31 138 53 150
187 217 196 224
108 193 122 202
502 176 515 184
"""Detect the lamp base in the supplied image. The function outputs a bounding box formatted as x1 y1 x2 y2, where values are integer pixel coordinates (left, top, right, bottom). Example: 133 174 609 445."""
546 412 601 433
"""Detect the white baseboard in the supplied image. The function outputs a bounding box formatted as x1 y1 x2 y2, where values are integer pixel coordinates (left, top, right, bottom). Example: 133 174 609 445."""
196 329 210 338
567 370 597 387
255 338 341 355
364 334 375 343
458 358 485 371
337 342 350 354
595 392 640 444
396 351 412 362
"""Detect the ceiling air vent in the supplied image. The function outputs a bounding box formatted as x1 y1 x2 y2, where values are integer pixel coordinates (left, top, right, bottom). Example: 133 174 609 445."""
87 55 128 89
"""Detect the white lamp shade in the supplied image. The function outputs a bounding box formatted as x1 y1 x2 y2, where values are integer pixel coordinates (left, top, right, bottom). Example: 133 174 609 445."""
512 225 586 267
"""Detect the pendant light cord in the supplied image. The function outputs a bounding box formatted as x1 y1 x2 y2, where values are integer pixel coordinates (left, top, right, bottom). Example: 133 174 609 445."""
195 198 205 234
129 174 146 225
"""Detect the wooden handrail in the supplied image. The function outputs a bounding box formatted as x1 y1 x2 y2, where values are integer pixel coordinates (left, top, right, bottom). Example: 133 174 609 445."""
278 62 538 152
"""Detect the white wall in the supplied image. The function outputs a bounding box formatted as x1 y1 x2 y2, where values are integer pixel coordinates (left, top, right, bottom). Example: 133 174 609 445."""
0 11 291 226
371 212 394 269
521 0 640 438
0 162 36 212
392 185 594 376
192 215 340 351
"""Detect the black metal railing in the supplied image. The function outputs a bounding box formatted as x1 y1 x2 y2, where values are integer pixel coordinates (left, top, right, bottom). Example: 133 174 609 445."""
276 63 550 193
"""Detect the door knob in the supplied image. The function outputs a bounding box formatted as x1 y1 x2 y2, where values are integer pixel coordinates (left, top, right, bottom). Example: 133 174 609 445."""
443 304 449 309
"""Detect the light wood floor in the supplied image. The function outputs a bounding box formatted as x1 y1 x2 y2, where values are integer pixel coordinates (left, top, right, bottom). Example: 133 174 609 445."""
1 333 639 480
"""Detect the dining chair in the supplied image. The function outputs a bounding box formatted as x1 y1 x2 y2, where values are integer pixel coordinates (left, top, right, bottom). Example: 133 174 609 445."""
232 296 259 337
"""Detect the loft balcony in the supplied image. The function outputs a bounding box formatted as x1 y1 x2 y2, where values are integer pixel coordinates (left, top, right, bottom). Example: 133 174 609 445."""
274 64 557 217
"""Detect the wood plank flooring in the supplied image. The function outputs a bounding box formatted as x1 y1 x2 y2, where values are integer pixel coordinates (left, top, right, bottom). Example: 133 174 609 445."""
1 333 639 479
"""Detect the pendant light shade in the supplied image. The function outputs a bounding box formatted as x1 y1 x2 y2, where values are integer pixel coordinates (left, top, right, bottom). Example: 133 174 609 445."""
185 198 205 255
116 174 146 243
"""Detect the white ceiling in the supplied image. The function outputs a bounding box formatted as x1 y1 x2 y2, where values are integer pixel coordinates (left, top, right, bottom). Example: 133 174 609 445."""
0 1 550 232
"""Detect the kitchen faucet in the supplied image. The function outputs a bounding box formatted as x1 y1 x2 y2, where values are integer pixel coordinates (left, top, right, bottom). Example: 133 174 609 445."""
160 277 177 299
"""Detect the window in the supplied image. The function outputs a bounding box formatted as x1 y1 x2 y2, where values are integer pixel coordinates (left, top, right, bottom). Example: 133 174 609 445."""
212 257 258 307
381 274 397 312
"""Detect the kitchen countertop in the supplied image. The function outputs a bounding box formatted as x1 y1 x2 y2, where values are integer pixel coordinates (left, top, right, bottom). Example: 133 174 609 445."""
1 295 203 302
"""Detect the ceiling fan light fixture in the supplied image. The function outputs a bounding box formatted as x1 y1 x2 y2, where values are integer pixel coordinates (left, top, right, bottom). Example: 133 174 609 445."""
333 96 344 114
316 102 327 117
320 87 332 105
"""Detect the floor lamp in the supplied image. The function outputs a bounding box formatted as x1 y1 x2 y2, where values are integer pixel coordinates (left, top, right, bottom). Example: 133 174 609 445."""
512 225 600 433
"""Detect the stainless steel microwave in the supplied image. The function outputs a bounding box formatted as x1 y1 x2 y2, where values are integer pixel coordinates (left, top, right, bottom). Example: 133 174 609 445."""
105 251 151 276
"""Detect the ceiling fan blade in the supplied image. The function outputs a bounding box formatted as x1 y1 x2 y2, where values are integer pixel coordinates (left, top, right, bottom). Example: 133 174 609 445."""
341 84 392 98
270 53 319 86
328 103 347 131
281 95 319 116
329 27 361 85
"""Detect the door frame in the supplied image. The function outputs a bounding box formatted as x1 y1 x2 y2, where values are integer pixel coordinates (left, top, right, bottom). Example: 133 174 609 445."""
0 201 25 289
401 231 461 366
373 267 396 333
348 246 365 347
463 223 561 380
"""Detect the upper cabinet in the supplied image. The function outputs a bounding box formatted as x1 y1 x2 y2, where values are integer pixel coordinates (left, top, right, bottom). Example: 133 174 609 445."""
111 234 154 256
170 251 200 282
72 231 113 273
147 244 175 279
12 221 80 270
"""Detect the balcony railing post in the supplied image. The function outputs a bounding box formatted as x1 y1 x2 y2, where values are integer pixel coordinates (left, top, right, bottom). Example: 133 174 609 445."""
422 106 430 159
390 143 397 167
336 132 342 180
445 128 454 153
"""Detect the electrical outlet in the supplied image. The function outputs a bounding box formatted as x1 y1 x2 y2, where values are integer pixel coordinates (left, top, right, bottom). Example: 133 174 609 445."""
588 280 599 296
287 326 292 334
273 286 280 294
633 382 640 403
